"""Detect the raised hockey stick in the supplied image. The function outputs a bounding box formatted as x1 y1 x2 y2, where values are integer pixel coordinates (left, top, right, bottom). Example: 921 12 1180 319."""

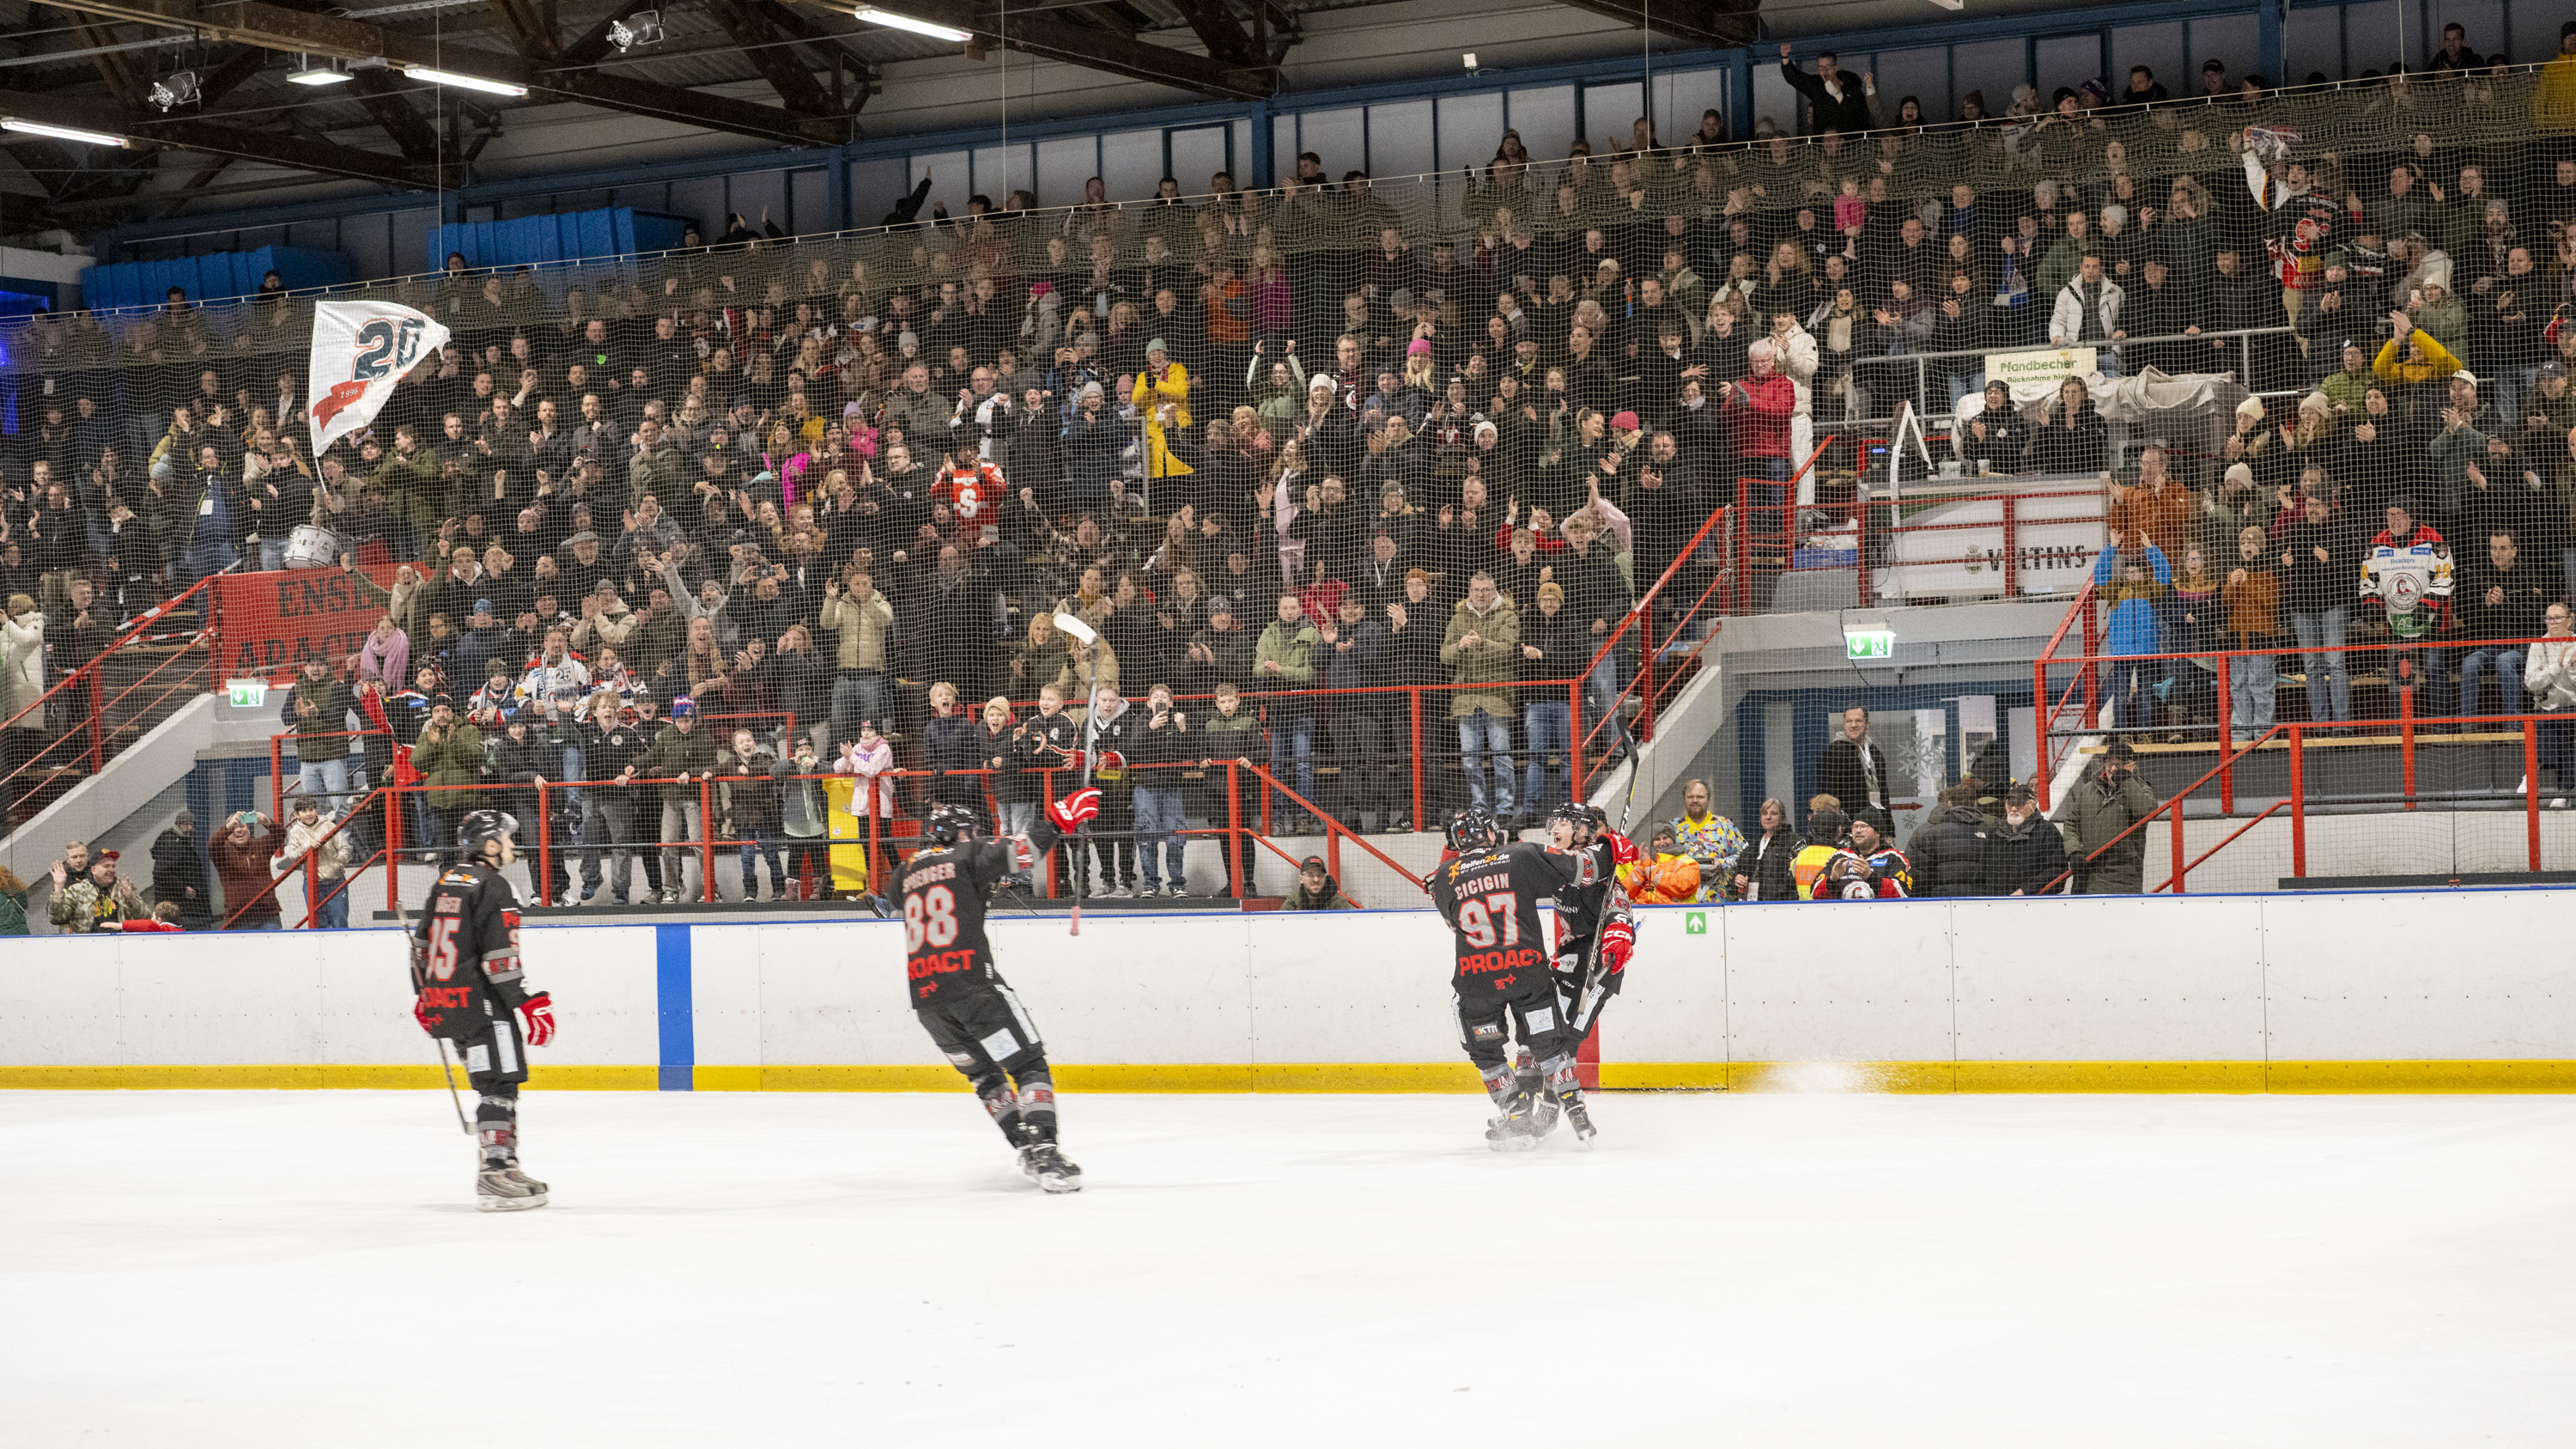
1054 612 1108 938
431 1038 472 1136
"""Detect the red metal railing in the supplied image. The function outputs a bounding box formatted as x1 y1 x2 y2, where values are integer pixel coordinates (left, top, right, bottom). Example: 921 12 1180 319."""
0 569 229 820
2031 578 2100 812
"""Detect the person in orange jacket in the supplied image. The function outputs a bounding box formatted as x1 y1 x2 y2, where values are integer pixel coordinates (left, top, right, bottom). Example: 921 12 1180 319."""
1616 822 1704 904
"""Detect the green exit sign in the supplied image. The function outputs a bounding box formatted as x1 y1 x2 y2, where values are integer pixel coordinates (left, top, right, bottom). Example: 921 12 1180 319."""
1845 630 1895 661
1685 911 1708 935
227 679 268 709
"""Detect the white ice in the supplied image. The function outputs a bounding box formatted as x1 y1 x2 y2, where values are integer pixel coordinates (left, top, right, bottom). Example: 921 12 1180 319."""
7 1089 2575 1446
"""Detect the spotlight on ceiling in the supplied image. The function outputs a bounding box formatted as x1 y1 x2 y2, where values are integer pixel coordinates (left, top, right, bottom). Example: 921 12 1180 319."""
607 9 665 52
148 70 201 112
851 7 972 42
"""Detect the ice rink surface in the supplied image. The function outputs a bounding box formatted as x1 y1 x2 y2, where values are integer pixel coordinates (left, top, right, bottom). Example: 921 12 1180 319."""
7 1087 2574 1446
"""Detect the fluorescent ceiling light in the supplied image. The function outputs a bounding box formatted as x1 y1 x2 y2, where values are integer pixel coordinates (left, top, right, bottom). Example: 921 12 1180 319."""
850 7 972 42
400 64 527 97
2 117 125 147
286 64 349 85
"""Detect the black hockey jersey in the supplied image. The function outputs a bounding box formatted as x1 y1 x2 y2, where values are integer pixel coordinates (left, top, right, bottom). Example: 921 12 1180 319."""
411 861 532 1038
899 816 1066 1004
1429 842 1586 1001
1550 837 1631 957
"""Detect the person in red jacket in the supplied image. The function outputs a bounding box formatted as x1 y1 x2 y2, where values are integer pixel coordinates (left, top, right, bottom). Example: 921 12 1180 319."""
1722 338 1801 547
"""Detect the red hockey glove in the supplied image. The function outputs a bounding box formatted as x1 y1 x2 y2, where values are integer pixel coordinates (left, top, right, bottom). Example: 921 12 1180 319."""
413 995 440 1036
1598 919 1636 975
516 992 557 1047
1048 786 1103 832
1600 831 1643 867
1095 748 1127 773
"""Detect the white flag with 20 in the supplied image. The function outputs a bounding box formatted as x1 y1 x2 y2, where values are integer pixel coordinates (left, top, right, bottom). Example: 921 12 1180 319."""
306 300 451 459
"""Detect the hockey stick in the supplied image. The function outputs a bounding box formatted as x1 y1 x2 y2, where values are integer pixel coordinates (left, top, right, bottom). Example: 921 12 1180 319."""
431 1038 472 1136
1054 612 1108 938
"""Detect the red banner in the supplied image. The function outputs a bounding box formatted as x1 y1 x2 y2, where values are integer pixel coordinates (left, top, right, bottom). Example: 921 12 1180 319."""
213 566 402 681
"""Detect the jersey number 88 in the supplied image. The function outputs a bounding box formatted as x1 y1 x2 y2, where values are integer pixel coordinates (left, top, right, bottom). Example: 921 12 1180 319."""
904 886 959 953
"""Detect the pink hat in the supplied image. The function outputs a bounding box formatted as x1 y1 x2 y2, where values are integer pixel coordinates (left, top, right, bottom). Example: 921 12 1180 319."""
1611 410 1641 432
1406 338 1432 356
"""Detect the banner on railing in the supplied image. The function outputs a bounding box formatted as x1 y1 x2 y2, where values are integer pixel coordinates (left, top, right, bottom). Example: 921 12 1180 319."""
1876 483 2106 601
1985 346 2099 389
214 566 400 677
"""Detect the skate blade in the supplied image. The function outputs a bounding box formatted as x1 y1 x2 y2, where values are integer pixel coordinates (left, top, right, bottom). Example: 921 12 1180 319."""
476 1191 549 1212
1485 1130 1543 1153
1036 1172 1084 1193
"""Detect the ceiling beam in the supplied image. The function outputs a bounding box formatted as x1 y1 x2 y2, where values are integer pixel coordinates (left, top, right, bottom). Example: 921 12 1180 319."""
37 0 847 143
1550 0 1758 48
481 0 560 60
1162 0 1264 72
0 82 423 186
343 68 444 167
73 18 153 111
788 0 1272 100
699 0 835 116
192 43 273 107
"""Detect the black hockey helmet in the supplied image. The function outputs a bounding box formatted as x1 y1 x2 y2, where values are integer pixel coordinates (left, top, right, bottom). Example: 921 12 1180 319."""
927 803 981 845
457 809 520 852
1546 800 1589 838
1444 807 1498 852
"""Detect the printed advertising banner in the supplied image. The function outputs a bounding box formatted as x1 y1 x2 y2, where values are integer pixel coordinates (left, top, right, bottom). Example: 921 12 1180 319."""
213 565 401 679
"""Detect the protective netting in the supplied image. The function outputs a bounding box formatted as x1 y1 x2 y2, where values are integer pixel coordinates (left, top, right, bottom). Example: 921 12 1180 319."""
5 58 2575 878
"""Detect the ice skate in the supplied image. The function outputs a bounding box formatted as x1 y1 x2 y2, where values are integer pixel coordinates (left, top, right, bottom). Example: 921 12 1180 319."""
476 1166 549 1212
1483 1087 1544 1152
1516 1055 1560 1139
1025 1143 1083 1192
1561 1099 1597 1149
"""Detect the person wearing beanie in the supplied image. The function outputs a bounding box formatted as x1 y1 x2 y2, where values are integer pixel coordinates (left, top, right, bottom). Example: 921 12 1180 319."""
1130 337 1194 497
152 808 214 928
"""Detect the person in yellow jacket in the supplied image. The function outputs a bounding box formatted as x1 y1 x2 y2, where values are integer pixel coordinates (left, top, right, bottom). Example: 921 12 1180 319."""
2372 309 2462 389
1616 822 1704 904
2534 21 2576 135
1132 338 1194 492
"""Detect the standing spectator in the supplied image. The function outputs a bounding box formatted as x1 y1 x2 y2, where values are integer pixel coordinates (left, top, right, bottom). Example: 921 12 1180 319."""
2359 499 2454 720
919 682 982 820
1018 684 1080 892
1 594 41 813
1670 779 1746 902
1986 781 2071 895
286 654 355 818
2221 526 2281 746
210 812 285 929
357 612 410 689
149 810 212 928
2453 529 2549 725
2278 490 2359 726
490 709 575 906
1127 683 1192 897
634 696 718 904
2057 740 2157 894
47 850 145 933
1514 582 1584 819
1731 797 1798 901
1905 782 1994 897
409 695 488 858
1319 593 1396 833
1198 681 1262 894
1441 570 1520 825
2093 528 2172 731
2523 604 2576 805
819 567 895 750
0 864 26 936
1814 704 1894 831
1777 44 1878 137
1618 823 1704 904
1255 593 1321 830
278 796 352 930
980 697 1037 885
577 691 652 904
1083 692 1139 897
720 726 787 903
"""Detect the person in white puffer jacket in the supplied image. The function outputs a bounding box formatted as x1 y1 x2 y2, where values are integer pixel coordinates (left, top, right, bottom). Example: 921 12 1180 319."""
2520 602 2576 805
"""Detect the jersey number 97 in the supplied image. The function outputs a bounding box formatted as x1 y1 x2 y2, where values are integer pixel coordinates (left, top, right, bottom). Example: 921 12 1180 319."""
1457 893 1521 948
904 886 958 954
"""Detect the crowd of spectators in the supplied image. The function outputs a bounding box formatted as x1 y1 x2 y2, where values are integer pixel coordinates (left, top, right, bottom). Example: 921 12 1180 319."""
7 25 2576 922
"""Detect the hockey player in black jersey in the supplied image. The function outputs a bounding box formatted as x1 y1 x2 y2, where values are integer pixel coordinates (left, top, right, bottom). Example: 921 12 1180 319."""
1427 807 1631 1150
410 809 559 1212
900 787 1103 1192
1512 802 1640 1135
